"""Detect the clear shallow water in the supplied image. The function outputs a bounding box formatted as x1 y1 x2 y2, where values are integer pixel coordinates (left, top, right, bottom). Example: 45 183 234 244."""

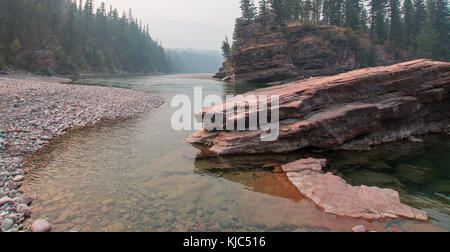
21 75 449 232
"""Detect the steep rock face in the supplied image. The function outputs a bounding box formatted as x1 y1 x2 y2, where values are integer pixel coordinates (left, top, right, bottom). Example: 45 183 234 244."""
281 158 428 221
187 59 450 155
220 20 396 83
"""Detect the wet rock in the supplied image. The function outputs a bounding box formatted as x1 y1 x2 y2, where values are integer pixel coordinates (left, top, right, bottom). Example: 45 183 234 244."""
281 158 428 221
189 60 450 155
352 225 367 232
408 136 425 143
395 165 437 185
30 219 52 232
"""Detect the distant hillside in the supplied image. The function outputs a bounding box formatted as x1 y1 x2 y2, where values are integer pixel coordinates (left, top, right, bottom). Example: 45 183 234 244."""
0 0 173 76
167 49 224 74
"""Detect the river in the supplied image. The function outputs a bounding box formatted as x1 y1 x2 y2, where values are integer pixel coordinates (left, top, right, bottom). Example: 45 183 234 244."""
21 75 449 232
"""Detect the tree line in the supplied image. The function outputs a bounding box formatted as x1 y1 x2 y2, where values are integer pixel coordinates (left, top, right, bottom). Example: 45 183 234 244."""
0 0 173 74
227 0 449 62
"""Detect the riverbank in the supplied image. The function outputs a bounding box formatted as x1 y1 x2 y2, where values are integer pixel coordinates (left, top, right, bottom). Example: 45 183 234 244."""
0 77 164 232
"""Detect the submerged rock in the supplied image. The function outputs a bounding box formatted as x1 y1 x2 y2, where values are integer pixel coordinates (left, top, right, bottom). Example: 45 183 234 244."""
188 60 450 155
395 164 437 185
281 158 428 221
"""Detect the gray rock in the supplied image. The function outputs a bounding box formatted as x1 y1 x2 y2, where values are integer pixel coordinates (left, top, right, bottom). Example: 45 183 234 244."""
0 197 15 206
0 172 10 177
1 218 14 231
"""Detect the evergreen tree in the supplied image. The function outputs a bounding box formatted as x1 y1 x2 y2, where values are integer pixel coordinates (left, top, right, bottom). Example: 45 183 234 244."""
323 0 344 26
344 0 361 30
412 0 427 53
402 0 415 47
360 5 370 32
429 0 449 60
0 0 173 74
388 0 403 47
240 0 257 21
369 0 389 43
221 36 232 61
259 0 270 16
270 0 287 24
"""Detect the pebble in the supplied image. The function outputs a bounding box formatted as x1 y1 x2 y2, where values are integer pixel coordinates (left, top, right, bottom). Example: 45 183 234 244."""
0 197 15 206
13 175 24 182
30 219 52 232
1 218 14 231
0 77 164 232
5 181 17 190
352 225 367 233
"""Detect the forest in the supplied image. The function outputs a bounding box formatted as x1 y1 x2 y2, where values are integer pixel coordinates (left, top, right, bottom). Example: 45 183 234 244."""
0 0 173 75
224 0 449 62
167 49 224 74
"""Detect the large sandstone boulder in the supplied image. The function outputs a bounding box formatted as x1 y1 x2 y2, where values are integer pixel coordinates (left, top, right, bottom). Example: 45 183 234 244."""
281 158 428 221
188 59 450 155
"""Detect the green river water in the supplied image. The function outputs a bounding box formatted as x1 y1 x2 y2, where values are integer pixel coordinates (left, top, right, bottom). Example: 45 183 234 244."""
22 75 450 232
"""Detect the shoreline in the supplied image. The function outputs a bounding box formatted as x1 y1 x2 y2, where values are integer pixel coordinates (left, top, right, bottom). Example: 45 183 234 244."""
0 76 165 232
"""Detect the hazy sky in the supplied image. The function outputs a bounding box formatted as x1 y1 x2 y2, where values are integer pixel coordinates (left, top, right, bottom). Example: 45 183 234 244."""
96 0 241 51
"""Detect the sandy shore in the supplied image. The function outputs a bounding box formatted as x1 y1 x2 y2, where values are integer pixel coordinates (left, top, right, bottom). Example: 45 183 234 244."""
0 77 164 232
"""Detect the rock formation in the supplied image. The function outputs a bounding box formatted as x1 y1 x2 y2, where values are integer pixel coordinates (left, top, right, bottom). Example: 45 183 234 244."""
187 59 450 155
216 20 396 83
281 158 428 221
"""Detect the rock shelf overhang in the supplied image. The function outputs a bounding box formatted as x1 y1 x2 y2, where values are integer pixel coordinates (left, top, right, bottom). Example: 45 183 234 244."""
187 59 450 155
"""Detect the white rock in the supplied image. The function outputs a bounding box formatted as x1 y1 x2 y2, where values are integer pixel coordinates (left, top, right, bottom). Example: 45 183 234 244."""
13 175 24 182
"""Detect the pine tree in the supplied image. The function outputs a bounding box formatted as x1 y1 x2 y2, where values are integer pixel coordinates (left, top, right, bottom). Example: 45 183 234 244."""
403 0 414 47
360 5 370 32
323 0 344 26
389 0 403 47
344 0 361 30
270 0 287 24
430 0 449 60
221 36 232 61
259 0 269 16
369 0 389 43
240 0 257 21
412 0 427 53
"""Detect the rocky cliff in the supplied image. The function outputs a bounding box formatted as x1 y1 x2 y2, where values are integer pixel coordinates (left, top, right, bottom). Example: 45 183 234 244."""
188 59 450 155
218 20 396 83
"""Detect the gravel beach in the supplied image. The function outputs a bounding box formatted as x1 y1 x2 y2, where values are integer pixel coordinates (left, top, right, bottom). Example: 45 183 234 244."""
0 77 164 232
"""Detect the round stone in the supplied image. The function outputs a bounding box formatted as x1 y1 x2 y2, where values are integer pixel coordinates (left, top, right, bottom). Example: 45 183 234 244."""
30 219 52 232
352 225 367 233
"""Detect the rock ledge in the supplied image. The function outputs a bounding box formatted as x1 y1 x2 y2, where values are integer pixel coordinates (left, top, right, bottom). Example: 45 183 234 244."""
282 158 428 221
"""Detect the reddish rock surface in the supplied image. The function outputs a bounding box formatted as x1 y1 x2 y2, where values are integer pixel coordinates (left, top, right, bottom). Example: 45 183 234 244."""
281 158 428 221
217 19 396 83
188 59 450 155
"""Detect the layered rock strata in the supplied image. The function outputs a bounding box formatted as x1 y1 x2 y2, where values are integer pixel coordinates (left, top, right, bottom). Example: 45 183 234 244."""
188 60 450 155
